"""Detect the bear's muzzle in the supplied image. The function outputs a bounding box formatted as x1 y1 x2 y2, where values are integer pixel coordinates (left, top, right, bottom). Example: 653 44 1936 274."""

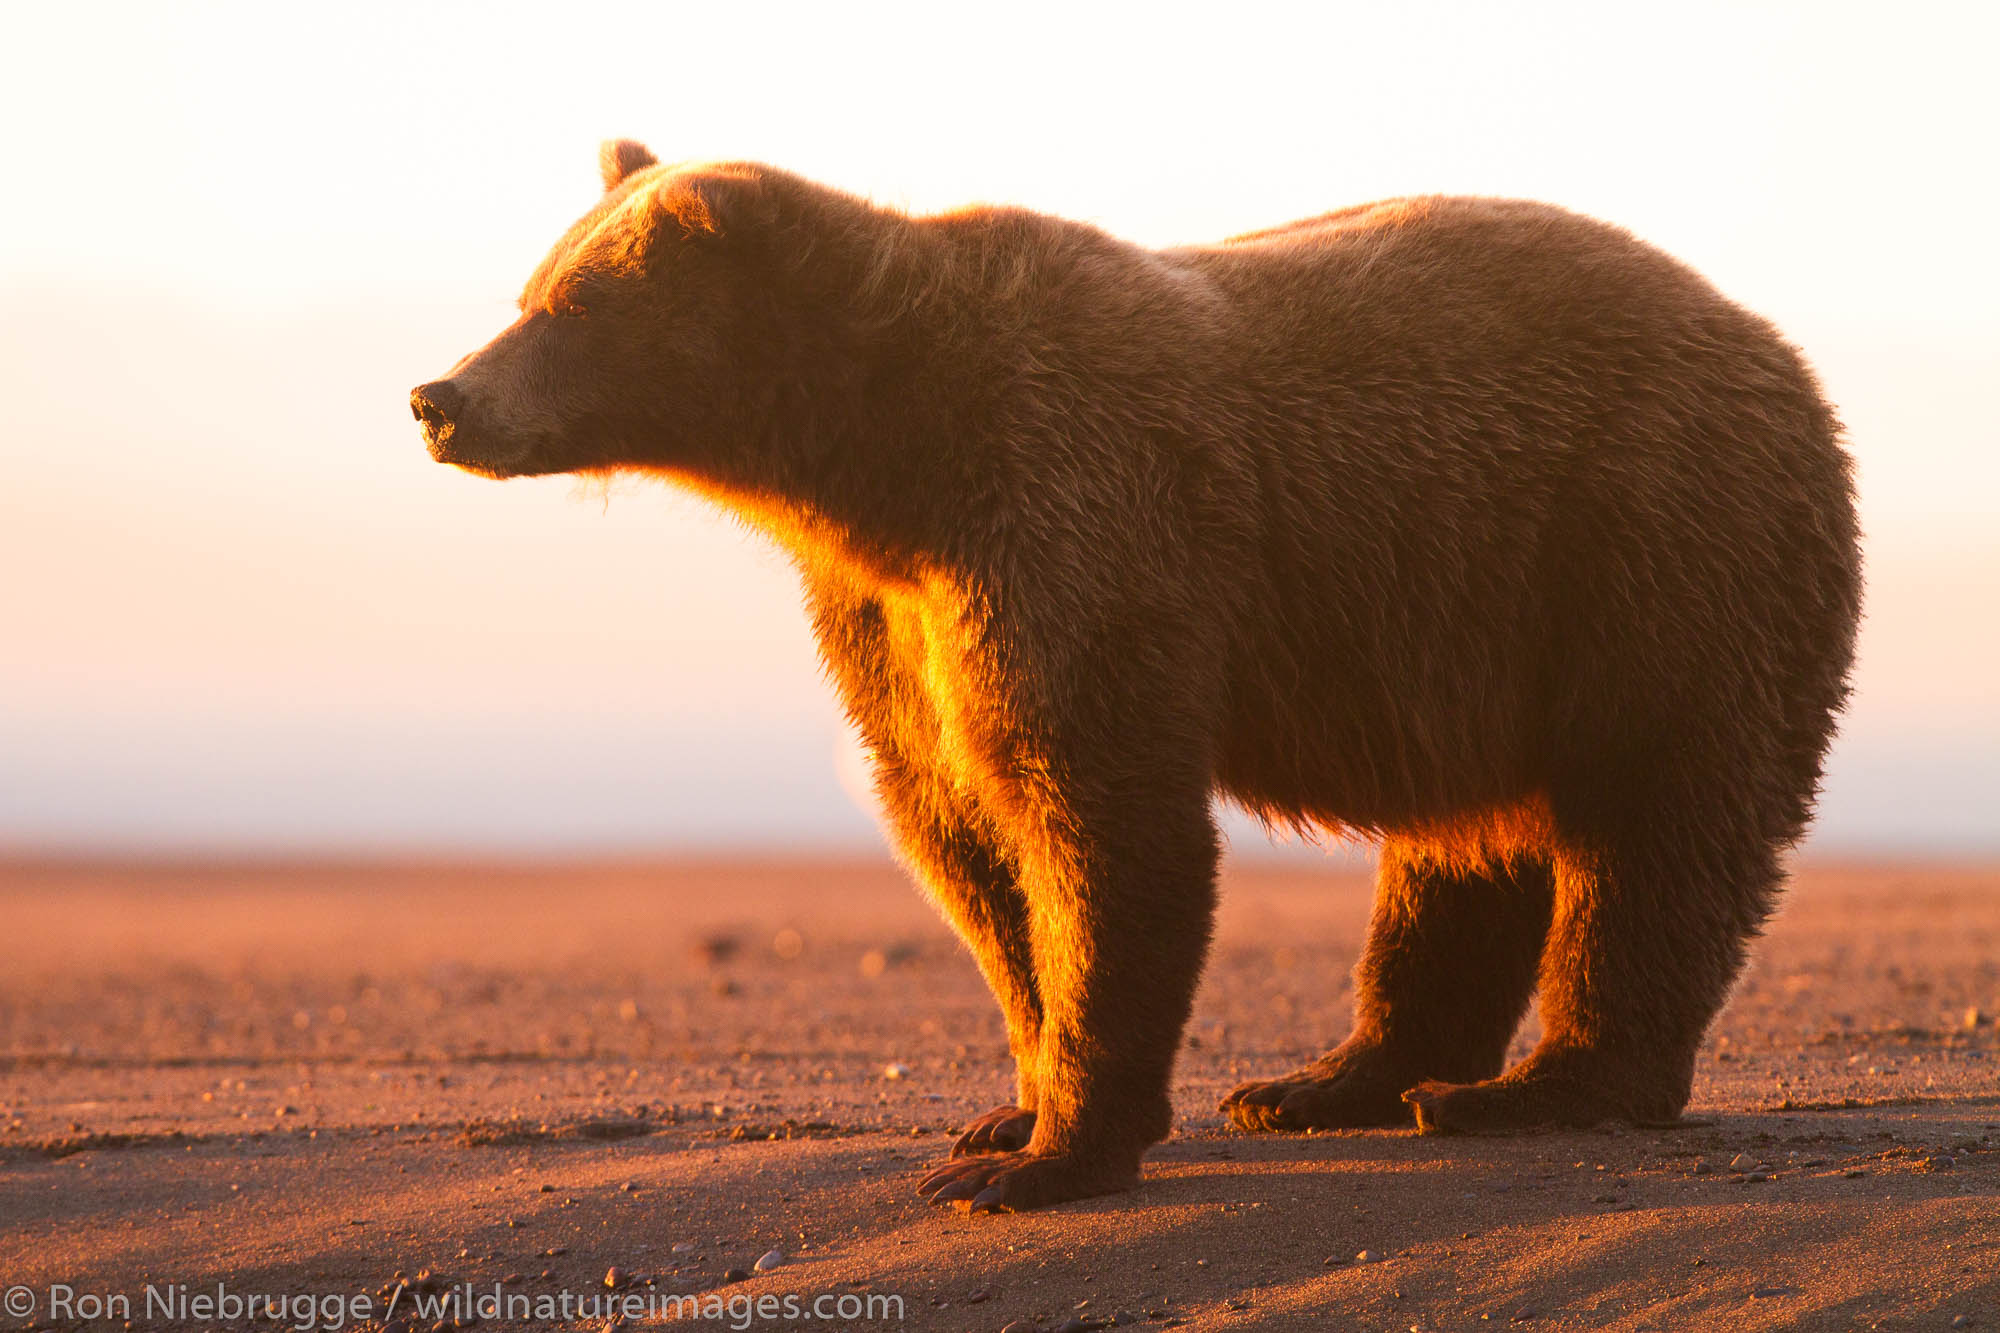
410 380 463 460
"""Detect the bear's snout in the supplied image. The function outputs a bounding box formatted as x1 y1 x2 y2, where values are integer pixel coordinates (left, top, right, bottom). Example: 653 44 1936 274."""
413 379 492 470
410 380 462 441
410 375 544 478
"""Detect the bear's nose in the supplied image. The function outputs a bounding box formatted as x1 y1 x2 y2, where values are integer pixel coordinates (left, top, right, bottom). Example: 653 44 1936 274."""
410 380 463 432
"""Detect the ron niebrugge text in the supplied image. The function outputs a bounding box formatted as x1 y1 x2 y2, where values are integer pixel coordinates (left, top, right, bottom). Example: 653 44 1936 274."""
12 1282 906 1330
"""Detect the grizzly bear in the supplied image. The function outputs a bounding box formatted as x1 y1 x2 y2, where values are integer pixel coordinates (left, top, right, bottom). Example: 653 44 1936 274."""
411 140 1862 1213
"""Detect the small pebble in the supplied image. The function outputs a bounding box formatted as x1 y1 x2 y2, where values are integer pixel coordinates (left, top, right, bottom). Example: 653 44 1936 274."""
602 1267 625 1290
883 1063 912 1080
1843 1168 1866 1179
671 1241 697 1254
1355 1250 1377 1263
692 934 739 966
1965 1007 1988 1031
1000 1321 1039 1333
721 1268 750 1283
1950 1315 1974 1329
1728 1153 1761 1172
754 1248 786 1272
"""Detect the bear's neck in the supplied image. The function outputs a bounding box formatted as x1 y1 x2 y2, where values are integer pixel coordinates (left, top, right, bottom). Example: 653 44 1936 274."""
695 208 1066 588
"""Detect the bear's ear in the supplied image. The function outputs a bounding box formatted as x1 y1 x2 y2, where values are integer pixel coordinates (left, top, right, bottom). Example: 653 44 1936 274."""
662 170 781 242
599 139 659 192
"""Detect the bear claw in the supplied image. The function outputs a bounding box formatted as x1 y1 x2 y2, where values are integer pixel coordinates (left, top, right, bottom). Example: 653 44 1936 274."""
952 1104 1037 1156
1222 1073 1414 1131
1402 1074 1636 1134
917 1150 1137 1213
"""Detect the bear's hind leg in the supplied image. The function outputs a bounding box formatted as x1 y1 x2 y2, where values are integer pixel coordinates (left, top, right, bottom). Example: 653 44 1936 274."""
1405 829 1778 1133
1223 841 1553 1131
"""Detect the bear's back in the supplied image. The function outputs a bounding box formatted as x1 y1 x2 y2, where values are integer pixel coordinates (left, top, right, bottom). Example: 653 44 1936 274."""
1166 195 1728 359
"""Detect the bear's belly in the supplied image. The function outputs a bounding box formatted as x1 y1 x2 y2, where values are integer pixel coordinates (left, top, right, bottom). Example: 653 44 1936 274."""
1214 658 1540 838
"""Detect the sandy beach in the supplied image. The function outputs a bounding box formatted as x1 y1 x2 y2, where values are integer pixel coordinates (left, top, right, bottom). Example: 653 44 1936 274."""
2 856 1995 1331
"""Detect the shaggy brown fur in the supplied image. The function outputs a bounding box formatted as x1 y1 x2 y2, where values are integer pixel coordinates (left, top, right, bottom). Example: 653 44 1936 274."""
412 142 1862 1212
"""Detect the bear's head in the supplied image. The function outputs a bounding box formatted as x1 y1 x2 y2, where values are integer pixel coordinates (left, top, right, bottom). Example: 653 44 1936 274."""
410 140 863 485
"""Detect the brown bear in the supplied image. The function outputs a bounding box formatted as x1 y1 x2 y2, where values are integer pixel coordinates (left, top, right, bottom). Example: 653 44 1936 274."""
411 141 1862 1213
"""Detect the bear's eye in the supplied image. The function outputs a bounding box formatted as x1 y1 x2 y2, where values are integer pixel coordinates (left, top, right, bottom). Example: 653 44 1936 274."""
552 298 588 319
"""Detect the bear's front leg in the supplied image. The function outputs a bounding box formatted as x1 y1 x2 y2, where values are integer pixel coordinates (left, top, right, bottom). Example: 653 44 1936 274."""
808 577 1051 1156
864 742 1047 1155
883 795 1045 1156
919 773 1218 1213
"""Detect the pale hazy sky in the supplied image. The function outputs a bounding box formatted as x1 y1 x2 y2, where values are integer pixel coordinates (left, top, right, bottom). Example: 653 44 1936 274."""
2 1 1995 855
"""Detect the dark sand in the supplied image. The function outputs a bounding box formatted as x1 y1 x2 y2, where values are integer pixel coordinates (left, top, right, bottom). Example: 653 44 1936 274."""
2 857 1996 1331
